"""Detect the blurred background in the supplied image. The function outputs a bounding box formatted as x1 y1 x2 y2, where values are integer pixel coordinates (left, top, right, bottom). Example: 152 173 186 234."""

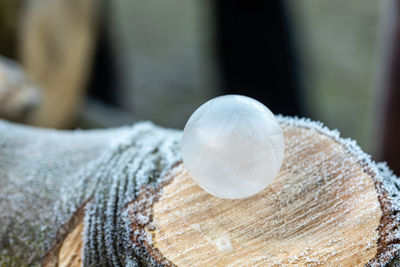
0 0 399 174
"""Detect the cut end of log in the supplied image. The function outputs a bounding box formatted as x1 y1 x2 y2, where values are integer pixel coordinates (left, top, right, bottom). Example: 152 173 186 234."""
58 219 84 267
57 120 400 266
141 125 382 266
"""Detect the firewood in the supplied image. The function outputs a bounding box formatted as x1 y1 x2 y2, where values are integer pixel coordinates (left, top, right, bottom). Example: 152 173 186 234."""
0 118 399 266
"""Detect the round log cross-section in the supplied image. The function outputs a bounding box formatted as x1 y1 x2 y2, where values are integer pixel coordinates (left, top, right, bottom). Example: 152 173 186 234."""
57 120 400 266
146 125 381 266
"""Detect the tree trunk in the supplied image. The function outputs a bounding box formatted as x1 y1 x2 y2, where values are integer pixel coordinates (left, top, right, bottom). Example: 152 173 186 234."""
0 118 399 266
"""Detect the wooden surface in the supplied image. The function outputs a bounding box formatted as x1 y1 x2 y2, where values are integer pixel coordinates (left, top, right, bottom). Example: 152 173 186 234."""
149 125 381 266
58 124 385 266
58 218 84 267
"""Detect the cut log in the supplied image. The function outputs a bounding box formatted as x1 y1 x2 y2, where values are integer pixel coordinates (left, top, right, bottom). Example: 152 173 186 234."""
58 218 84 267
0 120 181 266
0 117 399 266
56 118 400 266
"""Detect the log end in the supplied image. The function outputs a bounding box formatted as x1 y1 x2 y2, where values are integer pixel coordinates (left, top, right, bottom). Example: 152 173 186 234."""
58 120 400 266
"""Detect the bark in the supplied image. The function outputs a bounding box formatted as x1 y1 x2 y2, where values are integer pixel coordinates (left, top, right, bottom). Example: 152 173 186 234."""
0 117 399 266
0 120 181 266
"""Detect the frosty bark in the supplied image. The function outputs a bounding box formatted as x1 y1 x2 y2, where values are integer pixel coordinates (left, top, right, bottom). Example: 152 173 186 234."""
0 120 181 266
0 118 400 266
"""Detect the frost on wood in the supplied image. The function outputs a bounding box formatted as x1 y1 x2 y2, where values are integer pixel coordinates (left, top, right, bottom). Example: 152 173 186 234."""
0 120 181 266
142 117 399 266
0 116 400 266
277 116 400 266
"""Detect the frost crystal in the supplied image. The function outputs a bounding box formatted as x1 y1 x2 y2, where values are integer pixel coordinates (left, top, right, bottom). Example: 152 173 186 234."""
0 120 181 266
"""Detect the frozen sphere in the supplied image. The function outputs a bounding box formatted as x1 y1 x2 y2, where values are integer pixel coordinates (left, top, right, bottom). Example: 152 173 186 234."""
181 95 285 199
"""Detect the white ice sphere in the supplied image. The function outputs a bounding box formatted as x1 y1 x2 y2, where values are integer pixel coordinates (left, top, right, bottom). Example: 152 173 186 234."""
181 95 285 199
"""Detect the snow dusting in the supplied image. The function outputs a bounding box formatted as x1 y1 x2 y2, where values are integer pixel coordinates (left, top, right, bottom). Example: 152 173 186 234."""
0 116 399 266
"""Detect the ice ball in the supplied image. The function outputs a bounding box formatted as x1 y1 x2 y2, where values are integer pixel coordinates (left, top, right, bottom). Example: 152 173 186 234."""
181 95 285 199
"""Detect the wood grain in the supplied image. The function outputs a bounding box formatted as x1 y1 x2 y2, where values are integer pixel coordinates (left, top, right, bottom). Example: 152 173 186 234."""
149 125 381 266
58 124 387 266
58 218 84 267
